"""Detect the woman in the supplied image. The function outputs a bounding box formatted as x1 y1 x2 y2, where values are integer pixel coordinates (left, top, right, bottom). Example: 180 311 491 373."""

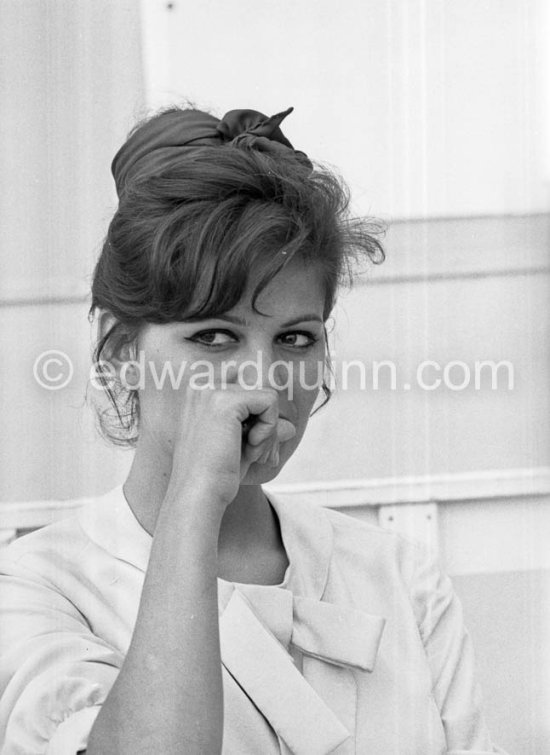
0 105 505 754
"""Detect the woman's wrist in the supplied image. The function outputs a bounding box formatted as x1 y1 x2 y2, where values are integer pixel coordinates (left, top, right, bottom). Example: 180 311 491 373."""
158 478 228 541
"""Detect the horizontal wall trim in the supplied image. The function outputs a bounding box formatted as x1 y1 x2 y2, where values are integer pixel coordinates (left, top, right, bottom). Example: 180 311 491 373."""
381 211 550 225
0 278 90 307
1 467 548 531
266 467 550 509
360 212 550 285
0 293 90 307
359 265 550 287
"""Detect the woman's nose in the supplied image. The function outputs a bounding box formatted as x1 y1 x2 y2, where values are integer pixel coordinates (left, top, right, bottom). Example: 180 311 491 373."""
230 345 291 393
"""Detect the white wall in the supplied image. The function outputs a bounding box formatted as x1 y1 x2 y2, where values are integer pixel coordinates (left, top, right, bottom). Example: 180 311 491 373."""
278 215 550 485
140 0 549 219
0 0 142 500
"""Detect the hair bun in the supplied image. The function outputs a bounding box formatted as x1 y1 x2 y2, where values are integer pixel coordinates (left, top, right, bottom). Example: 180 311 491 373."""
111 106 311 197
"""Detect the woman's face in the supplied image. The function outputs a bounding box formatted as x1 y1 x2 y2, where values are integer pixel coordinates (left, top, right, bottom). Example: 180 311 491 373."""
132 258 327 484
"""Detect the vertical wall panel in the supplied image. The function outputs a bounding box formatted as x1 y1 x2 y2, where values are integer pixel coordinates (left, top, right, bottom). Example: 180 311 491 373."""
0 0 144 500
141 0 549 219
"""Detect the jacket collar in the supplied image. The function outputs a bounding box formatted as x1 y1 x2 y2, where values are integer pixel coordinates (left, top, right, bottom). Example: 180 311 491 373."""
77 483 333 600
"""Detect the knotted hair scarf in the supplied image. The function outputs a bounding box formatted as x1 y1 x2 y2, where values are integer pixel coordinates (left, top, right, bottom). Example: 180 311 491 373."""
111 106 312 198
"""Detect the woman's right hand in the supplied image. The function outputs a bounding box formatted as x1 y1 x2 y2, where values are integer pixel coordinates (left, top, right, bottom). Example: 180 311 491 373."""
164 384 296 511
88 382 292 755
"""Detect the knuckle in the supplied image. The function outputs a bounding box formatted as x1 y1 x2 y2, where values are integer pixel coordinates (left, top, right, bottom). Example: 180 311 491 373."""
260 386 278 402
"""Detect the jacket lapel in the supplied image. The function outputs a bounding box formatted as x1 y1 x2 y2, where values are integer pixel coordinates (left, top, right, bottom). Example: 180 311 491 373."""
219 587 352 755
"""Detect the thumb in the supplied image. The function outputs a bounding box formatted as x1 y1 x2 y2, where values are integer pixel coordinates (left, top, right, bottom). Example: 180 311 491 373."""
276 418 296 443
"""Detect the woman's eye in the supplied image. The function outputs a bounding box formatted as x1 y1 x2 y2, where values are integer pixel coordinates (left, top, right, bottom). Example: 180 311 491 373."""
279 331 317 348
185 329 318 349
186 330 237 346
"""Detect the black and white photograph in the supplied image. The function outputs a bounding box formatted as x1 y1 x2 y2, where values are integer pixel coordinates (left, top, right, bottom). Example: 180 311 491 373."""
0 1 548 753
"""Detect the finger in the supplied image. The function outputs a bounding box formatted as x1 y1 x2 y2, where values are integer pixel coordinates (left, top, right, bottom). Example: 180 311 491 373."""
266 443 280 468
258 446 273 465
240 431 278 475
247 414 296 448
276 418 297 444
240 438 267 479
254 433 281 468
246 401 279 447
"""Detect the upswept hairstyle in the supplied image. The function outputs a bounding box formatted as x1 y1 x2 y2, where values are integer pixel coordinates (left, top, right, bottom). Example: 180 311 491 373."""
89 106 385 446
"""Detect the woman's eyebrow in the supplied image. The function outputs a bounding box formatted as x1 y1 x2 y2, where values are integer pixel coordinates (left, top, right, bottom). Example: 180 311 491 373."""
206 313 324 328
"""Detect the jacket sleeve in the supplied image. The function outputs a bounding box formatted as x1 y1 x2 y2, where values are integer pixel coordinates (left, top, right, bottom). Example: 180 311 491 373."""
0 554 123 755
409 543 508 755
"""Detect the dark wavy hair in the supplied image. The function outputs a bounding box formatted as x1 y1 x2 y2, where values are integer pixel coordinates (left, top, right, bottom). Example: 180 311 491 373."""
89 106 385 446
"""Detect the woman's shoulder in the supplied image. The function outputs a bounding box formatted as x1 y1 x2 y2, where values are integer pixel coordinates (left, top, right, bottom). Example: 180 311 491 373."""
324 508 438 587
322 506 427 563
0 485 144 577
0 511 91 579
0 487 123 589
319 505 454 631
269 489 435 598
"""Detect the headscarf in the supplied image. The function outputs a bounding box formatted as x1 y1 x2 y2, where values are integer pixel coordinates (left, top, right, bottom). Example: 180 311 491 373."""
111 106 311 197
